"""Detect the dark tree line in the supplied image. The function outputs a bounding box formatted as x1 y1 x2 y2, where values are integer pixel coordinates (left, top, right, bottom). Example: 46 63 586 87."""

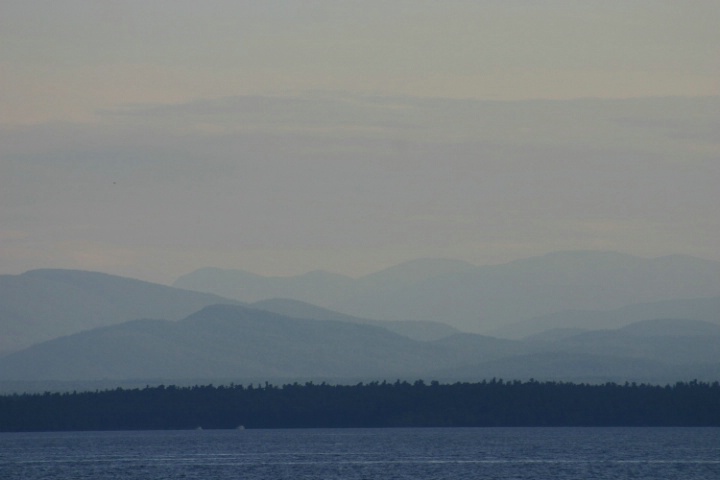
1 379 719 431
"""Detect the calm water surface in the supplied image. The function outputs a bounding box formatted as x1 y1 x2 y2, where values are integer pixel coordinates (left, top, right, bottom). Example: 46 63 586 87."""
1 427 719 479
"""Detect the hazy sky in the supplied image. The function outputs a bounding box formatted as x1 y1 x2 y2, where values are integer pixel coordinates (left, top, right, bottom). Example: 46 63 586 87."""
1 1 719 283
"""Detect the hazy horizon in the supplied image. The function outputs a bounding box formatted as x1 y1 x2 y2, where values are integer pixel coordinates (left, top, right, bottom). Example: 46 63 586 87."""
4 249 720 286
2 1 718 284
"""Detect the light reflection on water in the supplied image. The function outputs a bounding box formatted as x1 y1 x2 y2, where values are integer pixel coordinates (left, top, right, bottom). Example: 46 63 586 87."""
1 427 719 479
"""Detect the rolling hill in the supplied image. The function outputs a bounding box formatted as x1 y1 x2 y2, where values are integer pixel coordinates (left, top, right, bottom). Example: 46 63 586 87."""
250 298 459 341
0 269 240 354
173 251 720 332
493 295 720 338
0 304 470 382
1 305 717 387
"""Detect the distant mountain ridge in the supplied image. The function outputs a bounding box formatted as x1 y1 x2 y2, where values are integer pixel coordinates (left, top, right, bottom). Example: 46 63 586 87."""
173 267 356 308
0 304 717 386
0 269 459 356
2 251 720 389
0 304 456 381
0 269 241 354
250 298 458 341
493 295 720 338
173 251 720 332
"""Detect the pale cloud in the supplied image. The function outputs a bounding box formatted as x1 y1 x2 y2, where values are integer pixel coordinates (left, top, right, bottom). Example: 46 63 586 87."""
2 1 719 124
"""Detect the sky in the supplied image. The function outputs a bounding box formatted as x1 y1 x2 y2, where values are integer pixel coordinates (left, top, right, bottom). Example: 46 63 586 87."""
1 1 719 284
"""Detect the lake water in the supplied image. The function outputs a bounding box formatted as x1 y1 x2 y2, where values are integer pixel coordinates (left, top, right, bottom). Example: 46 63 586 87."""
1 427 719 479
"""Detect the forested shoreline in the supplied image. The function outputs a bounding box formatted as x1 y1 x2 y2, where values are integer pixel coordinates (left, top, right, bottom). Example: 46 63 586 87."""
1 379 719 431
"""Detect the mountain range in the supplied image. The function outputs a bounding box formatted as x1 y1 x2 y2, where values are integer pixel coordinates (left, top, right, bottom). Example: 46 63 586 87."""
493 295 720 339
173 251 720 333
1 251 718 389
0 269 239 355
0 304 718 387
